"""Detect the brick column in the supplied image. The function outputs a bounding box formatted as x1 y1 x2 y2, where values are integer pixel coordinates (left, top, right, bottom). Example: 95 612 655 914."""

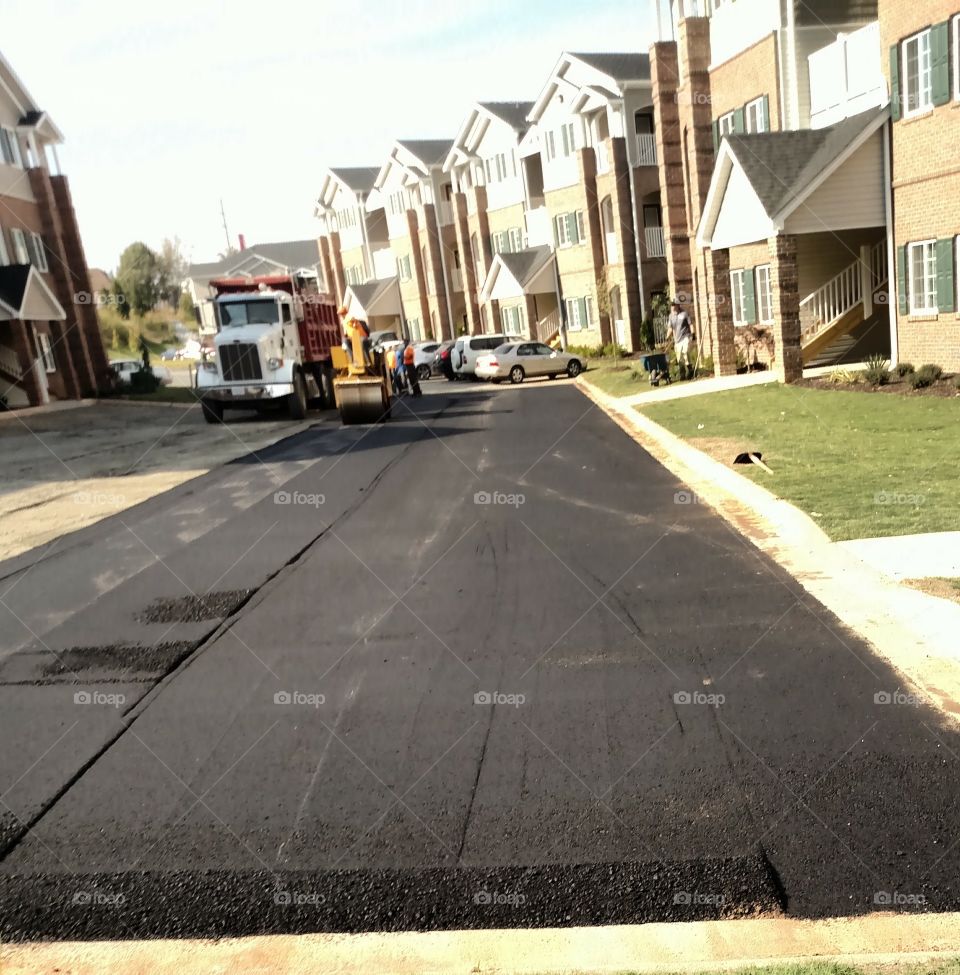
453 193 481 334
705 248 736 376
579 147 610 345
523 294 539 341
406 210 432 335
769 234 802 383
610 138 643 350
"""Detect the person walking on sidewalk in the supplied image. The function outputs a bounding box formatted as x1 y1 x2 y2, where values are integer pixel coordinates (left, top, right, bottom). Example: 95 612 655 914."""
670 300 695 380
403 341 422 397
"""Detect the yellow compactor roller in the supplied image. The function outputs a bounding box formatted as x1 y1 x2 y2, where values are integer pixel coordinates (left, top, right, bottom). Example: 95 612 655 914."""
331 331 392 425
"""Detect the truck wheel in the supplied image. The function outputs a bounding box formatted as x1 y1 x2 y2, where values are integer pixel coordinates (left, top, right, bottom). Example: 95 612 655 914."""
289 370 308 420
201 399 224 424
319 364 335 408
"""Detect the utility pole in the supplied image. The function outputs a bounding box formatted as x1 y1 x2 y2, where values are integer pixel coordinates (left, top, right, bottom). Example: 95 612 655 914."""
219 198 232 254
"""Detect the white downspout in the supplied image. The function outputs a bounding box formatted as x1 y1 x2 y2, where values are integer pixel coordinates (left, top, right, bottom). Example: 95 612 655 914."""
883 117 898 365
431 169 456 340
358 194 374 281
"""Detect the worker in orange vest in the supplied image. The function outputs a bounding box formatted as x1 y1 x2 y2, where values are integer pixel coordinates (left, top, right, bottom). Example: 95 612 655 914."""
402 340 422 397
385 344 402 395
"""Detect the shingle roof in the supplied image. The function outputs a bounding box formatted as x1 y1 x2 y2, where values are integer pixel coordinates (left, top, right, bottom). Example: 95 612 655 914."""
330 167 381 194
187 240 320 279
569 52 650 83
726 108 885 217
497 246 554 287
348 278 397 306
397 140 454 168
480 102 535 133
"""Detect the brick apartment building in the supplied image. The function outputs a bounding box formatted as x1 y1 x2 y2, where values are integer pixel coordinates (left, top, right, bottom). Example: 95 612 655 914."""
0 50 109 409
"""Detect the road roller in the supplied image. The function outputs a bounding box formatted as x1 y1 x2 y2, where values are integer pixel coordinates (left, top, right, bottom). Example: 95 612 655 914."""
331 331 392 425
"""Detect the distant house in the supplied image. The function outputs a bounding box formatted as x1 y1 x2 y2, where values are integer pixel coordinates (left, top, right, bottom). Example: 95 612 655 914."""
87 268 112 297
185 240 326 336
0 49 110 408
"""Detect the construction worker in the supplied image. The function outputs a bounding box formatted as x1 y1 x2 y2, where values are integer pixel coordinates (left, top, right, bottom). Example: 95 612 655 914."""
403 340 422 397
338 306 370 366
385 343 402 396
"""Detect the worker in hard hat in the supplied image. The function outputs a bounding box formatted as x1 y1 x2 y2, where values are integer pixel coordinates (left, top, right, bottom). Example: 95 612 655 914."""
338 306 370 366
402 339 422 397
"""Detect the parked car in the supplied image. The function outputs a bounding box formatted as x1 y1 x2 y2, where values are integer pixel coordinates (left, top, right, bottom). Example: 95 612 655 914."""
452 333 521 378
368 330 399 351
434 340 457 381
475 342 584 384
413 341 440 381
111 359 173 387
160 349 177 361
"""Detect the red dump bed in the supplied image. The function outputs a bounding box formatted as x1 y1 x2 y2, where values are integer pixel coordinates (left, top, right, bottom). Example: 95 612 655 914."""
210 274 341 365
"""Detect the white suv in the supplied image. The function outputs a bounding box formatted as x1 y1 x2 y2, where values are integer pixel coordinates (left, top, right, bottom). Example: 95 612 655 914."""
452 334 521 378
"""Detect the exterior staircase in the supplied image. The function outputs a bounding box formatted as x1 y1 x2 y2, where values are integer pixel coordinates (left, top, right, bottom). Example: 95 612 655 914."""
0 344 30 409
800 241 890 367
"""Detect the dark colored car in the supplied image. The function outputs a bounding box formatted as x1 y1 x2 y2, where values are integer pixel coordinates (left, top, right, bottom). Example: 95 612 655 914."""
434 340 457 381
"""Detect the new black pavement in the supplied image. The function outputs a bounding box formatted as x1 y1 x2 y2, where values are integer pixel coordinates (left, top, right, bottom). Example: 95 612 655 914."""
1 382 959 941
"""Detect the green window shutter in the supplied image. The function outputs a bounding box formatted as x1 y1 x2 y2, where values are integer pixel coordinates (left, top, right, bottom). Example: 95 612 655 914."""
712 120 720 151
561 126 570 155
931 22 951 107
552 216 560 247
936 238 955 313
890 45 902 121
896 245 908 315
733 107 746 134
578 297 588 327
743 268 758 324
567 213 579 245
762 94 770 131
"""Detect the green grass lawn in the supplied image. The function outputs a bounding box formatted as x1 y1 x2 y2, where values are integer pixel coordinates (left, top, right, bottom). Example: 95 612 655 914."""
582 360 650 398
640 384 960 541
603 961 960 975
117 386 197 404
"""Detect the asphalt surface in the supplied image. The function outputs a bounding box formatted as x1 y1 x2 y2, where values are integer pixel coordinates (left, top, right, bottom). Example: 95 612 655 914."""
1 378 959 942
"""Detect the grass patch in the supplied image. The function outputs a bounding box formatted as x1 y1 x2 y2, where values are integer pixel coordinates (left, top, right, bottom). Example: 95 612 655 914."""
593 959 960 975
582 360 649 398
639 384 959 541
904 577 960 606
116 387 197 404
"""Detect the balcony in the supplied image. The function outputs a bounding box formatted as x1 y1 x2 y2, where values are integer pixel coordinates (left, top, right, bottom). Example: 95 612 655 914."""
450 267 464 292
595 142 610 174
644 226 665 259
808 22 886 129
525 206 552 248
604 232 619 265
636 133 658 167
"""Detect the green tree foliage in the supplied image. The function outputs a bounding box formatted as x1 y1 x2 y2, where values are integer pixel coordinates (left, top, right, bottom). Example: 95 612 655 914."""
116 242 161 317
157 237 189 307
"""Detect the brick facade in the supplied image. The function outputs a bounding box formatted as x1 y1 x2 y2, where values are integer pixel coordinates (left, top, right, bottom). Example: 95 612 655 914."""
769 235 803 382
709 33 782 131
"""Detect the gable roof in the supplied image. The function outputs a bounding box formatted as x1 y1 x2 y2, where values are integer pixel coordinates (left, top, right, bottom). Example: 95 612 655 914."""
0 265 66 321
479 102 535 134
396 140 454 168
480 246 555 302
569 52 650 83
329 167 380 194
187 240 320 280
698 107 889 247
348 277 397 307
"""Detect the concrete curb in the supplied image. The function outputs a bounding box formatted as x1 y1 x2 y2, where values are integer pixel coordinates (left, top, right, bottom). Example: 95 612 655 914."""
5 913 960 974
0 399 97 422
577 377 960 723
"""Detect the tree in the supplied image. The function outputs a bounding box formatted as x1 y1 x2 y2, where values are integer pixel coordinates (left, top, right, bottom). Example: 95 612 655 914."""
157 237 189 307
115 242 161 318
178 290 196 324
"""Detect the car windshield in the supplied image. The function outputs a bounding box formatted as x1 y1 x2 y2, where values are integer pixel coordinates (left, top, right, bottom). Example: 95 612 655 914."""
494 344 515 354
218 299 278 327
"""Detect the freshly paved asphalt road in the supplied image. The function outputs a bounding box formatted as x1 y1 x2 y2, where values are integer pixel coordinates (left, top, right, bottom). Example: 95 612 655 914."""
1 379 959 941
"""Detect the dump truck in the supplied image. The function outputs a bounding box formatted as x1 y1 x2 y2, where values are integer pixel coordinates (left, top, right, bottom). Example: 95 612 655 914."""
196 273 340 423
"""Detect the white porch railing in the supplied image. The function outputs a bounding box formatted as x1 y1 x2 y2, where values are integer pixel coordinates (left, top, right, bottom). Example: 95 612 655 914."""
870 239 888 291
0 344 22 378
536 310 561 344
653 314 670 346
808 22 886 130
636 133 657 167
645 226 666 258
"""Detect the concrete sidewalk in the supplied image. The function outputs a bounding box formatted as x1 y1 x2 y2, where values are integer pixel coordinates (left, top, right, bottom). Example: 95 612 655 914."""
579 380 960 722
838 532 960 582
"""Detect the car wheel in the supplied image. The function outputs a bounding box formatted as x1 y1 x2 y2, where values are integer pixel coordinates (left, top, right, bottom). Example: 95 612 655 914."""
510 366 525 384
566 360 582 378
201 399 224 424
417 364 431 382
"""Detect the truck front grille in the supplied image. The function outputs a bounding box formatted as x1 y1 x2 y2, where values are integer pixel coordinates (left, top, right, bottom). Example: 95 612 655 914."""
219 343 262 382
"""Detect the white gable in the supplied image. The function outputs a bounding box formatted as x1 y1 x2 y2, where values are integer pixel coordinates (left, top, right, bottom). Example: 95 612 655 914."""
708 163 775 250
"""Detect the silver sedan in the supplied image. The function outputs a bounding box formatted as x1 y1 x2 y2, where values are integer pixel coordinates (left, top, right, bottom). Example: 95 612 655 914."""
475 342 584 384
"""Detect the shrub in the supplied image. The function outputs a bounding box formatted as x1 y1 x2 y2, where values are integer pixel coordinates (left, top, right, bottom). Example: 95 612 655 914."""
917 363 943 382
863 354 890 387
908 367 939 390
895 362 915 377
954 374 960 391
127 368 160 394
600 342 627 358
639 316 655 350
828 367 860 384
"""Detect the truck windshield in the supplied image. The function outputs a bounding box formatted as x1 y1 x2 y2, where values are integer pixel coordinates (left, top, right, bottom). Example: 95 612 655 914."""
218 299 278 327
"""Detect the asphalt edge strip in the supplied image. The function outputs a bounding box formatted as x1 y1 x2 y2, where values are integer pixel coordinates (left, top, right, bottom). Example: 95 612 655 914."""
576 378 960 726
4 913 960 975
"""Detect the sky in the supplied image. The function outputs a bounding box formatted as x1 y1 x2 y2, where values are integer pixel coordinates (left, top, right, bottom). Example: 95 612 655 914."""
3 0 659 271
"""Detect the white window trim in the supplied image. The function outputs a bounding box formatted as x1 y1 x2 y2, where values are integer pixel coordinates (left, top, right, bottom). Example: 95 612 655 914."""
718 111 736 136
902 29 933 119
565 298 582 331
954 16 960 101
555 214 570 248
745 96 767 133
0 228 8 266
730 269 747 325
907 239 938 314
10 227 28 264
34 328 56 373
756 264 773 323
30 232 48 272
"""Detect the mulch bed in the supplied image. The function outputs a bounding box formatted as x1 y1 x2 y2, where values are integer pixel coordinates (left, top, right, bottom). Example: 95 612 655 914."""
795 374 960 398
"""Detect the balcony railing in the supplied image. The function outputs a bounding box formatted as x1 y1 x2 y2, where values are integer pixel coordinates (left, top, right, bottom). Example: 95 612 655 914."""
636 133 658 167
644 226 666 259
808 22 886 129
595 142 610 174
604 232 619 265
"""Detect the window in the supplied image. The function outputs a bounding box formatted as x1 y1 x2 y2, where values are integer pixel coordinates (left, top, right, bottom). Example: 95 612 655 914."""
10 228 28 264
903 30 933 116
501 306 524 333
545 130 557 161
0 128 22 167
554 211 585 248
0 228 8 266
745 96 768 133
908 240 937 313
564 296 594 331
29 233 48 272
718 112 736 136
755 264 773 323
398 255 412 281
281 304 293 324
955 16 960 100
560 122 577 157
34 328 56 373
730 269 747 325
